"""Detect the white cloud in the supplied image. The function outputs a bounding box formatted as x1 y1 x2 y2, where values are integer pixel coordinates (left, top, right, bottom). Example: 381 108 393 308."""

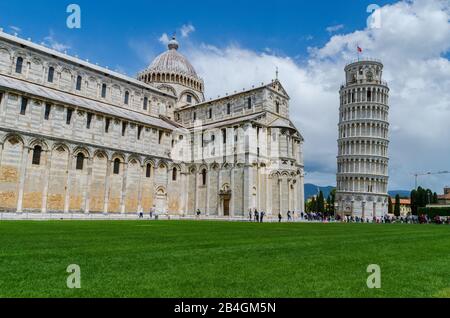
326 24 344 33
158 24 195 48
180 24 195 38
181 0 450 192
9 26 21 34
41 31 70 52
158 33 170 46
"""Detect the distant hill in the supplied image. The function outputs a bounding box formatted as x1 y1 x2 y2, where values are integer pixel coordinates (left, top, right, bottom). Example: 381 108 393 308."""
305 183 411 200
305 184 335 200
388 190 411 198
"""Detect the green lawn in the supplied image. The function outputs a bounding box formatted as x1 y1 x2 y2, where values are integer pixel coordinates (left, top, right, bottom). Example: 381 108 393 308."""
0 220 449 298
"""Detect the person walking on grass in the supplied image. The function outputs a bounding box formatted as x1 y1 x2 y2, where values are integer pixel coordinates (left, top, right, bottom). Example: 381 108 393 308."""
254 209 259 223
278 212 282 223
260 211 265 223
150 205 155 220
287 211 292 222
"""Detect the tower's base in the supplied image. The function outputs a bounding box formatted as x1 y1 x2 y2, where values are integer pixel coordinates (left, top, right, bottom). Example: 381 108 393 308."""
336 192 388 219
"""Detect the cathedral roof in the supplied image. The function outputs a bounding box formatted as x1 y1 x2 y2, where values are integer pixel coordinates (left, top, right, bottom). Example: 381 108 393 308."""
147 36 199 79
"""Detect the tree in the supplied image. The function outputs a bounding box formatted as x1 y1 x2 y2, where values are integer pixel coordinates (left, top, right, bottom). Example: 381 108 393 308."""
388 196 393 214
394 194 401 217
306 197 316 213
433 192 438 204
317 191 325 213
410 189 417 215
410 187 436 215
330 189 336 215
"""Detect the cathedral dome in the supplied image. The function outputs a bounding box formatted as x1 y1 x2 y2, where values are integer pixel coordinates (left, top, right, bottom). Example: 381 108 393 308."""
147 36 199 79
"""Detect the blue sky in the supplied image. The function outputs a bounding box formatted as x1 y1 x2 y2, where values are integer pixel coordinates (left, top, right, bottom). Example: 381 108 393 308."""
0 0 395 75
1 0 449 192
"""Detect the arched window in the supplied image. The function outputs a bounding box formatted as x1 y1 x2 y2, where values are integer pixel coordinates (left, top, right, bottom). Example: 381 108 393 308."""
76 153 85 170
113 158 121 174
248 97 252 109
101 84 107 98
276 101 280 113
124 91 129 105
32 145 42 165
76 75 82 91
143 97 148 110
15 57 23 74
146 163 151 178
208 108 212 119
20 97 28 115
172 167 177 181
47 67 55 83
201 169 207 186
227 103 231 115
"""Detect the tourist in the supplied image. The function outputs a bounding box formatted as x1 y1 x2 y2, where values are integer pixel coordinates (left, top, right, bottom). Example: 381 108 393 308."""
287 211 292 222
254 209 259 223
196 209 201 219
278 212 282 223
248 209 252 222
150 205 155 219
260 211 265 223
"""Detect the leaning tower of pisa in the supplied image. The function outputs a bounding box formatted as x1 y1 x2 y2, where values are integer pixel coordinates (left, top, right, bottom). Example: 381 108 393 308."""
336 59 390 219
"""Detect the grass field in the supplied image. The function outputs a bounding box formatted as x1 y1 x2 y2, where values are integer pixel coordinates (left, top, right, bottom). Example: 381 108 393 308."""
0 220 449 298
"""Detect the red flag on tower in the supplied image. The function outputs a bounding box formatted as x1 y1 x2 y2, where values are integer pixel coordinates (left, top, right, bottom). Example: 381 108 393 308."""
357 46 363 53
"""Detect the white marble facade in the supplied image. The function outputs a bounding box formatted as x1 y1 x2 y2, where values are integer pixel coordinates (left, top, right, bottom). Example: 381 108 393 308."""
336 60 390 218
0 32 305 218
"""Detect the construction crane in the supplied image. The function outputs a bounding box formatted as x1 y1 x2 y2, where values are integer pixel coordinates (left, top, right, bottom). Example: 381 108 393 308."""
413 171 450 189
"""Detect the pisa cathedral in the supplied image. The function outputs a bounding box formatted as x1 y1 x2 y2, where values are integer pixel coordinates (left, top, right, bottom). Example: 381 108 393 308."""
336 60 390 218
0 31 305 218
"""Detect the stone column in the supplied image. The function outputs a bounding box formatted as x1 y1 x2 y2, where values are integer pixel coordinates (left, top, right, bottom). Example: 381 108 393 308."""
206 168 210 216
194 167 199 212
230 166 235 216
181 172 188 215
41 149 53 213
266 174 272 216
103 159 112 214
243 164 251 215
63 153 74 214
137 164 144 214
16 146 30 213
217 168 222 215
120 160 128 214
278 177 283 215
287 179 291 211
83 156 94 214
257 165 261 211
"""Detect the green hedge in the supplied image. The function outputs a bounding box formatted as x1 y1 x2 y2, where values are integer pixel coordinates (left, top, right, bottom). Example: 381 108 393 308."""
418 207 450 217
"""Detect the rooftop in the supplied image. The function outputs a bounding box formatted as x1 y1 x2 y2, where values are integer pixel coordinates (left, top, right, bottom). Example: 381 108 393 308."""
0 28 175 99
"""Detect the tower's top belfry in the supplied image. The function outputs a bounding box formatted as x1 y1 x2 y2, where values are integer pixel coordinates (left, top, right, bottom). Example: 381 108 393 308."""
344 59 385 86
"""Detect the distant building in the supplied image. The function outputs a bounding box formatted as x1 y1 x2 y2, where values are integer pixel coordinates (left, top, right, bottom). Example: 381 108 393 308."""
437 187 450 205
391 197 411 216
427 187 450 209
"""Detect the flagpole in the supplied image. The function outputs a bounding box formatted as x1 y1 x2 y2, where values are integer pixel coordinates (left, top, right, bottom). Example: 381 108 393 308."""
357 44 360 62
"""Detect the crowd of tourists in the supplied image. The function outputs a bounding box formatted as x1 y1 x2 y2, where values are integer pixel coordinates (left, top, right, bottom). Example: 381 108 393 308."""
139 206 449 225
